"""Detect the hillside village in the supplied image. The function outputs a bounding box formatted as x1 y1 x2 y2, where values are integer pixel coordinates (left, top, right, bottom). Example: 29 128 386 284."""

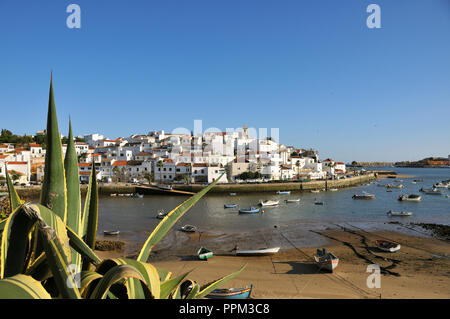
0 126 347 185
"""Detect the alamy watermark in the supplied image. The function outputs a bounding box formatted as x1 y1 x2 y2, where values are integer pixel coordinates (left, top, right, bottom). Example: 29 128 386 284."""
366 264 381 288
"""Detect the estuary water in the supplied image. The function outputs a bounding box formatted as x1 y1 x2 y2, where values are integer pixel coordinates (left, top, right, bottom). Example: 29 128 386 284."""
97 167 450 246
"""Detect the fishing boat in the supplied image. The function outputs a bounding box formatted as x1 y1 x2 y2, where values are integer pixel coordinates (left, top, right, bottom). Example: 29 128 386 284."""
157 184 173 190
276 191 291 195
387 210 413 217
229 193 237 196
259 200 279 206
434 181 450 188
238 207 262 214
156 209 167 219
420 188 444 195
386 184 403 189
352 192 375 200
375 240 401 252
103 230 120 236
232 245 280 256
224 204 238 209
310 190 320 193
205 285 253 299
398 194 421 202
197 247 213 260
314 248 339 272
180 225 197 233
285 198 301 203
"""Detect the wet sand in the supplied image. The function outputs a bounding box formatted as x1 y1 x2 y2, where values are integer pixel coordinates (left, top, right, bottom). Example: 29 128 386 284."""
95 224 450 299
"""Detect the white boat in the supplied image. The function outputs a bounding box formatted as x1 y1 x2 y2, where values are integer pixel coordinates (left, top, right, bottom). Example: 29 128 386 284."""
398 194 421 202
314 248 339 272
156 209 168 219
310 190 320 193
386 184 403 189
232 246 280 256
420 188 444 195
352 192 375 200
285 198 301 203
276 191 291 195
103 230 120 235
180 225 197 232
376 240 401 252
387 210 413 217
259 200 279 207
434 182 450 188
157 184 173 190
328 188 338 192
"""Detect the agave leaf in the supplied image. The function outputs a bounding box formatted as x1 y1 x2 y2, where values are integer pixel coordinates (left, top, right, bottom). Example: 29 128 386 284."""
0 219 6 232
66 226 101 266
4 166 22 212
24 252 51 282
79 270 102 298
90 264 152 299
137 174 224 262
185 281 200 299
0 274 51 299
81 161 98 251
160 271 191 299
155 266 172 282
40 75 67 223
64 118 82 268
194 264 247 299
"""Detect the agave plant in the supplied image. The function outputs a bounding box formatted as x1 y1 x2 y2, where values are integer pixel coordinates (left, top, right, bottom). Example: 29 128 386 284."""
0 76 245 299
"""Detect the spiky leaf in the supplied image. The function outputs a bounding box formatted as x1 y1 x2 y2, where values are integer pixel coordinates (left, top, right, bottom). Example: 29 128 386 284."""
0 274 51 299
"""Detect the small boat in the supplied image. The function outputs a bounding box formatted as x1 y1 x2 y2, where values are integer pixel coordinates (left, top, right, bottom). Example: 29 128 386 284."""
413 179 424 182
386 189 392 192
328 188 338 192
310 190 320 193
398 194 421 202
131 193 144 198
352 192 375 200
386 184 403 189
259 200 279 206
277 191 291 195
376 240 401 252
197 247 213 260
224 204 238 209
205 285 253 299
180 225 197 232
314 248 339 272
110 193 117 197
156 209 167 219
420 188 443 195
433 182 450 188
233 245 280 256
238 207 262 214
285 198 301 203
314 200 324 205
387 210 413 217
103 230 120 235
229 193 237 196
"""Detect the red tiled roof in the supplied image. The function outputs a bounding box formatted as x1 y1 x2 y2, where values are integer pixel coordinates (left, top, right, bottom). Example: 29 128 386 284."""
193 163 207 167
78 163 91 167
0 155 9 159
112 160 128 166
176 162 189 167
29 143 41 148
163 158 174 163
6 161 27 165
8 170 24 175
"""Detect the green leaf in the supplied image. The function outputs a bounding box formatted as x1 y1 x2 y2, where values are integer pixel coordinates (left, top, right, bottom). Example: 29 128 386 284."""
0 274 51 299
66 226 101 266
194 264 247 299
81 160 98 253
4 166 22 212
137 174 224 262
40 75 67 222
160 271 191 299
64 118 82 268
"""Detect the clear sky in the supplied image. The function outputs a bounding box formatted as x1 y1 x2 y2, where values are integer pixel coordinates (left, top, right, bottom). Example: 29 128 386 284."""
0 0 449 163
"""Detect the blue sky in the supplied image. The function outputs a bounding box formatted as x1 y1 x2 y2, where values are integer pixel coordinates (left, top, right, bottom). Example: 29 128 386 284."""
0 0 449 163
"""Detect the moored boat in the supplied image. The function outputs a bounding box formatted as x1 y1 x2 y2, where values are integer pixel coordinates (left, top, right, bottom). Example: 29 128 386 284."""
198 247 213 260
157 184 173 190
276 191 291 195
238 207 262 214
229 193 237 196
420 188 443 195
314 200 324 205
352 192 375 200
310 190 320 193
156 209 167 219
131 193 144 198
387 210 413 217
398 194 421 202
205 285 253 299
224 204 238 209
376 240 401 252
259 200 279 206
232 245 280 256
328 188 338 191
285 198 301 203
386 184 403 189
180 225 197 232
103 230 120 235
314 248 339 272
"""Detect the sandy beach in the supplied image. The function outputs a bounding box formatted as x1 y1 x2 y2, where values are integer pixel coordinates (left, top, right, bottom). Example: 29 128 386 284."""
96 225 450 299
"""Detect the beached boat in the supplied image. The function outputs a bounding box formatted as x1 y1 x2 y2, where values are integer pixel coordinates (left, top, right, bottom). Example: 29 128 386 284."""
233 246 280 256
224 204 238 209
157 184 173 190
314 248 339 272
180 225 197 233
310 190 320 193
103 230 120 236
259 200 279 207
205 285 253 299
398 194 421 202
156 209 167 219
198 247 213 260
238 207 262 214
285 198 301 203
387 210 413 217
420 188 444 195
376 240 401 252
276 191 291 195
352 192 375 200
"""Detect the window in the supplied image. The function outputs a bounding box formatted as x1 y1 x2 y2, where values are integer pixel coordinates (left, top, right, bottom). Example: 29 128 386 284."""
176 168 180 172
163 168 166 171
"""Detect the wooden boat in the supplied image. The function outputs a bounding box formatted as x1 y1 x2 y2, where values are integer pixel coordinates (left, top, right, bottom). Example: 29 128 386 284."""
205 285 253 299
197 247 213 260
276 191 291 195
398 194 421 202
233 246 280 256
387 210 413 217
103 230 120 235
156 209 167 219
259 200 279 207
285 198 301 203
352 192 375 200
238 207 262 214
224 204 238 209
180 225 197 232
376 240 401 252
314 248 339 272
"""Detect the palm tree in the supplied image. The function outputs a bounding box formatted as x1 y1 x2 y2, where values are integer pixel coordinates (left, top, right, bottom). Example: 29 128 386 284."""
295 161 301 180
157 160 164 183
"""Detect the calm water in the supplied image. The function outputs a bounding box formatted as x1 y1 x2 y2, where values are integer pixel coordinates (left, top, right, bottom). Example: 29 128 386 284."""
97 167 450 243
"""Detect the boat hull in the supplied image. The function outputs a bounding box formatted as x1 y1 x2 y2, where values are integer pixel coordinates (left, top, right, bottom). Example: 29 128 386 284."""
205 286 253 299
235 247 280 256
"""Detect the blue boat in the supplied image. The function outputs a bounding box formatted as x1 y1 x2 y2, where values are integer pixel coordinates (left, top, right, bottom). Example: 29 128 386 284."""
224 204 238 209
205 285 253 299
229 193 237 196
239 207 262 214
277 191 291 195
